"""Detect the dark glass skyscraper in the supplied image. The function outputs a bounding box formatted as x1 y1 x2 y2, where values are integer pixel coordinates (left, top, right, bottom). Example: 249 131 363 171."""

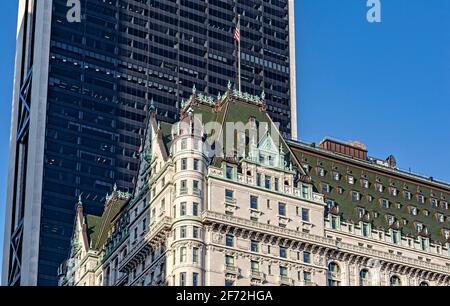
2 0 297 285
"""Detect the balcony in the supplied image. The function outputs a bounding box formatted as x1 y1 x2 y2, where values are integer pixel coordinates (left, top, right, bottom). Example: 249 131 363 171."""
250 270 263 280
278 275 292 286
304 281 316 286
224 265 238 275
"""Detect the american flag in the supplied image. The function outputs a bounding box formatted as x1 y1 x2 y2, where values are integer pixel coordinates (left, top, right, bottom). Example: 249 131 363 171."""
233 23 240 42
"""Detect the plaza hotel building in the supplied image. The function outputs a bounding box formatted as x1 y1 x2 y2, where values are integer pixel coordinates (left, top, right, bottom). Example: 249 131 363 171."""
58 88 450 286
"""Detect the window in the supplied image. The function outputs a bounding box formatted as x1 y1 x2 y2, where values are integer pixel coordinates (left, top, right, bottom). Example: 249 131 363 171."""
226 234 234 247
416 222 423 233
279 266 288 277
180 247 187 263
348 176 355 185
404 191 412 200
181 158 187 170
437 213 445 223
181 139 187 150
142 218 147 232
225 255 234 267
180 180 187 194
303 271 312 283
193 180 200 193
274 178 279 191
431 199 438 208
160 198 166 213
387 215 395 226
318 168 325 177
193 159 199 171
256 173 262 186
410 206 418 216
250 196 258 210
391 188 398 196
359 269 369 286
392 230 401 244
265 176 271 189
301 208 310 222
225 279 234 286
278 203 286 216
333 172 340 181
193 202 199 216
322 183 329 194
418 195 425 204
251 240 259 252
226 166 233 179
193 226 199 238
193 247 199 263
362 179 369 189
331 216 340 229
420 237 429 251
381 199 390 209
193 273 199 286
419 281 429 287
377 184 384 193
180 272 186 286
251 260 259 272
352 191 360 201
301 185 309 198
390 275 401 286
303 251 311 263
225 189 234 201
279 246 287 258
362 222 371 237
180 202 187 216
180 226 187 238
357 207 366 218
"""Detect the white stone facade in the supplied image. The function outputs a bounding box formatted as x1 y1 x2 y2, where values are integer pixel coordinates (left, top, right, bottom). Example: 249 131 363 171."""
59 94 450 287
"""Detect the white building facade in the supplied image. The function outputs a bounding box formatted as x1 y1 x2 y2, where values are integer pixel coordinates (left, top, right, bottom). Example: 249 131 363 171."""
59 90 450 287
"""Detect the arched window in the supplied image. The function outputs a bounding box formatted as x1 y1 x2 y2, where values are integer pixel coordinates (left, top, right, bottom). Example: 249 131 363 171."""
390 275 402 286
419 281 429 286
327 262 341 286
359 269 370 286
328 262 340 274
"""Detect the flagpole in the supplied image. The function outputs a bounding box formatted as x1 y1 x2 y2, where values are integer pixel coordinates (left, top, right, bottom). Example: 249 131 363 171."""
237 14 241 93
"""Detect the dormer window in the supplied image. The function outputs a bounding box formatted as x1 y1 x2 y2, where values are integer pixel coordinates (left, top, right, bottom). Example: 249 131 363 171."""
357 207 366 218
317 167 325 177
348 176 355 185
431 199 438 208
409 207 418 216
361 179 369 189
416 222 424 233
387 215 395 226
441 201 448 210
352 191 361 202
376 184 384 193
417 195 425 204
443 229 450 240
404 191 412 200
391 188 398 197
381 199 390 209
333 172 340 181
437 213 445 223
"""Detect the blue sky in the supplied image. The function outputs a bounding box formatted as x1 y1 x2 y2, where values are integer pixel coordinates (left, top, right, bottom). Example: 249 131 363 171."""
0 0 449 282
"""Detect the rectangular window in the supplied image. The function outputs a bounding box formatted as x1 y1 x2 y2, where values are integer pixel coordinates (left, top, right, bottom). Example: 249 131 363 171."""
265 176 271 189
278 203 286 216
301 208 310 222
193 202 199 216
180 272 186 286
180 202 187 216
303 251 311 263
251 260 259 272
226 234 234 247
181 158 187 170
279 246 287 258
225 189 234 201
303 271 312 282
193 159 199 171
180 180 187 194
225 255 234 267
180 248 187 263
193 226 199 238
193 273 199 286
193 247 199 263
181 139 187 150
322 183 329 194
180 226 187 238
251 240 259 252
257 173 262 186
250 195 258 210
279 266 288 277
274 178 279 191
352 191 360 201
226 166 233 179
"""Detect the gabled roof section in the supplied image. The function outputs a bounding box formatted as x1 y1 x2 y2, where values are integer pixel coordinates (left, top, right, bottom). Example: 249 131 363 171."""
179 86 307 177
82 187 130 251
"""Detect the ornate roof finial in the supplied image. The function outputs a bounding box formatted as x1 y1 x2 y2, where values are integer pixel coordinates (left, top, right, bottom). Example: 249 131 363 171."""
181 99 185 109
77 194 83 207
261 90 265 101
227 80 232 90
113 183 118 192
192 84 197 95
